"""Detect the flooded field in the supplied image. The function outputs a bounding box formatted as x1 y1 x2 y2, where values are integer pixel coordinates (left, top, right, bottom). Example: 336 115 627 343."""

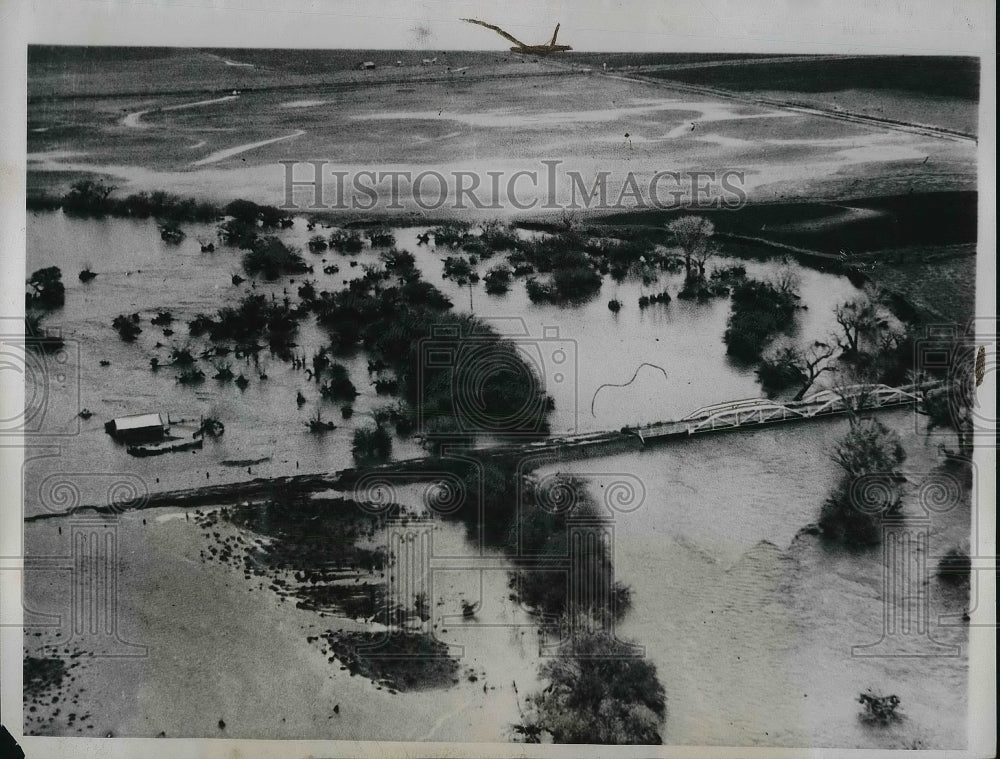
27 52 976 212
19 47 982 750
21 209 972 747
24 210 862 515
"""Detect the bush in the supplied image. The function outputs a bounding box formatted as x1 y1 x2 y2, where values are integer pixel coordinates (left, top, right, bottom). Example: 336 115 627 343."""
525 266 602 304
62 179 115 216
723 278 800 362
820 419 907 545
552 266 602 302
515 627 666 744
381 248 417 275
367 228 396 247
177 367 205 385
858 691 901 725
442 256 476 284
430 222 471 248
329 230 364 253
169 346 196 366
638 290 670 309
59 181 220 222
242 237 308 280
112 313 141 342
25 267 65 310
224 199 290 228
159 220 185 244
352 423 392 463
320 362 358 401
483 265 513 294
204 293 305 349
218 217 260 249
478 220 520 251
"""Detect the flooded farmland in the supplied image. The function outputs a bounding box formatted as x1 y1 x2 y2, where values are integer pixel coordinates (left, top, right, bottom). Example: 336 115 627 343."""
21 209 971 747
15 44 987 754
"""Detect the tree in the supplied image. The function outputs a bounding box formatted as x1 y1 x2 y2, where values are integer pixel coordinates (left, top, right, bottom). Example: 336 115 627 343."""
666 216 714 279
514 625 666 744
833 296 886 357
831 417 907 478
63 179 115 215
756 344 806 396
351 423 392 463
921 338 976 459
757 340 838 399
794 340 839 400
723 277 801 362
25 267 65 310
820 418 907 545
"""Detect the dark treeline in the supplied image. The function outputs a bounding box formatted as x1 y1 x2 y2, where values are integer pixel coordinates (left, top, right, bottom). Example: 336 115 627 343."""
27 180 307 240
428 458 665 743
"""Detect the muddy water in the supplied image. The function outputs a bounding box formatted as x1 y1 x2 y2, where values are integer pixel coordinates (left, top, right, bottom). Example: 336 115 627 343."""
23 211 968 746
23 210 859 514
537 410 969 748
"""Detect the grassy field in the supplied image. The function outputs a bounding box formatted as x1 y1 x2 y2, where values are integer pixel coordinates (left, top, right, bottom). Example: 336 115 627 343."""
634 55 980 136
868 245 978 325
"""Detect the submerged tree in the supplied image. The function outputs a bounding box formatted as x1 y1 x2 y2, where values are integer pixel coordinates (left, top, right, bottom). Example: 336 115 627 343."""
666 215 715 280
820 417 907 545
25 267 65 310
351 423 392 464
921 337 977 460
833 296 884 358
514 624 666 744
757 340 838 399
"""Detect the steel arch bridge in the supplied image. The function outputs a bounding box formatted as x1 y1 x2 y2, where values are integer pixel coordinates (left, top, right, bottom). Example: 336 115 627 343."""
631 383 929 444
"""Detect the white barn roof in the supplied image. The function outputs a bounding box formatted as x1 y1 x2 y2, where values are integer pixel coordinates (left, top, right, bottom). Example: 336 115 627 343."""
112 413 165 431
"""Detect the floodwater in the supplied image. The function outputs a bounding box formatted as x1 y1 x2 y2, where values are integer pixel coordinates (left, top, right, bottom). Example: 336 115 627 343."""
23 210 860 515
536 409 970 747
22 211 970 746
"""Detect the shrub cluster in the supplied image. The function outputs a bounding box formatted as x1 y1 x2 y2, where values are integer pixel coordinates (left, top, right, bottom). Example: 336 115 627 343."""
820 418 907 545
723 278 800 361
242 236 309 280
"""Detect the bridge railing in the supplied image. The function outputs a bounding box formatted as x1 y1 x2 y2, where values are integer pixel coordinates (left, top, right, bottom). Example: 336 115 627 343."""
636 381 940 441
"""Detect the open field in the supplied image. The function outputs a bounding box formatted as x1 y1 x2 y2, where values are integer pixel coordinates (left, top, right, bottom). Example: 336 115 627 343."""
28 50 976 215
866 245 978 326
628 55 980 136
